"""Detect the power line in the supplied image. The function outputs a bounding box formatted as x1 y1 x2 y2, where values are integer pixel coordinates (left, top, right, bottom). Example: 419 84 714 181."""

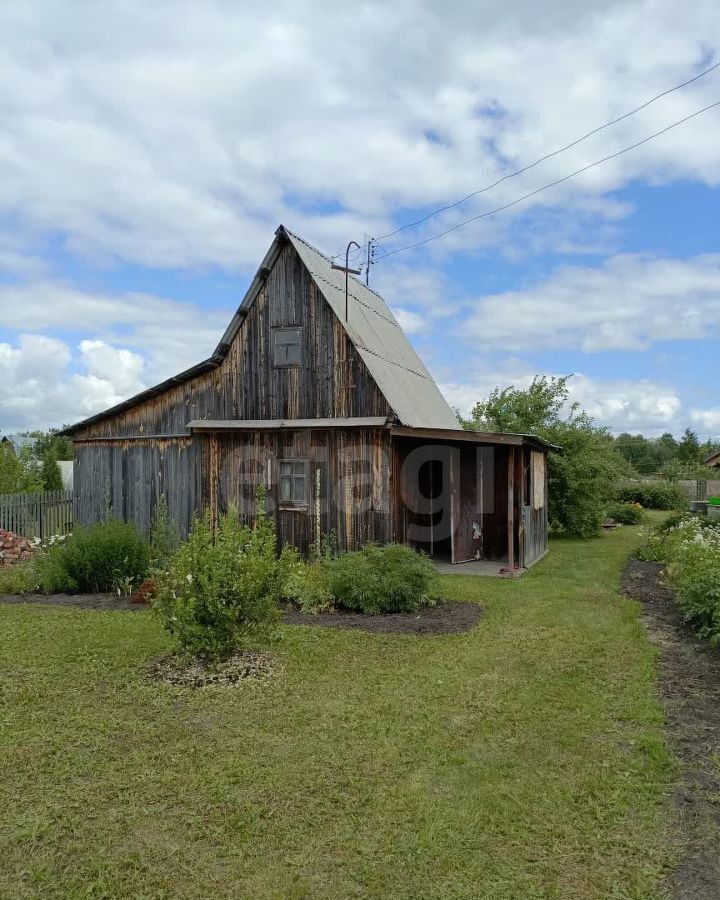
376 57 720 242
373 97 720 261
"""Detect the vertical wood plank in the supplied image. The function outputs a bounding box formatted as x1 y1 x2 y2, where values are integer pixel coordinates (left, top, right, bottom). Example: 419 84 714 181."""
507 447 515 572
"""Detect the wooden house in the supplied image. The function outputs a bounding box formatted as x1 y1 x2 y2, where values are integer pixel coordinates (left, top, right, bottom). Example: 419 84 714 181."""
63 226 554 571
706 450 720 469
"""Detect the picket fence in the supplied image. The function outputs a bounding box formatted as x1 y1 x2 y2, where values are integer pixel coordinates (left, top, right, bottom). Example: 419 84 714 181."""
0 491 73 541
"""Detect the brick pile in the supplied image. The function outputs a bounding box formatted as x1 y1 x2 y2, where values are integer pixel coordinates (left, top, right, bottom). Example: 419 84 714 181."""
0 529 36 566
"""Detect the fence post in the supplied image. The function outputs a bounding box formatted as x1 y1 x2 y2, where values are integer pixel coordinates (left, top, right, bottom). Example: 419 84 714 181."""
0 490 73 540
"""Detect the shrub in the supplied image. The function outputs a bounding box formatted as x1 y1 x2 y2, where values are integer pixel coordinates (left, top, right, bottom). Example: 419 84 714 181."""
326 543 436 615
617 482 688 510
149 494 179 571
606 502 645 525
283 561 334 614
0 559 39 593
152 504 291 660
667 517 720 644
633 533 670 563
34 520 149 593
654 510 690 534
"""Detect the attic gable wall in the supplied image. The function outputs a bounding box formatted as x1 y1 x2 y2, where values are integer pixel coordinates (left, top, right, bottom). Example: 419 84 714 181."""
75 242 391 438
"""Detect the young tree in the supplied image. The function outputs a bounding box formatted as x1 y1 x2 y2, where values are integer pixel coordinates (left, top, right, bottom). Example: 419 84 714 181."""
40 450 64 491
464 375 630 538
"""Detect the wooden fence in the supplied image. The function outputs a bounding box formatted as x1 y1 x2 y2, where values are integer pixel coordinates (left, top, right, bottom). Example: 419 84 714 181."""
0 491 73 541
678 479 720 501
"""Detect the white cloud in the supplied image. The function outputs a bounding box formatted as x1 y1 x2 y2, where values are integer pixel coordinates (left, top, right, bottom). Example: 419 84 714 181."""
76 340 145 398
393 309 428 334
0 280 228 381
690 408 720 432
0 335 147 432
459 253 720 351
0 1 718 268
439 366 689 436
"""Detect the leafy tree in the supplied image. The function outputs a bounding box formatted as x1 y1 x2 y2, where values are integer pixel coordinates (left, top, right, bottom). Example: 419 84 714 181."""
30 429 73 461
464 376 630 538
0 443 43 494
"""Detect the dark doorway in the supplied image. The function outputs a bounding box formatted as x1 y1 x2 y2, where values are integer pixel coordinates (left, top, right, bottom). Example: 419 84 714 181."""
407 456 452 561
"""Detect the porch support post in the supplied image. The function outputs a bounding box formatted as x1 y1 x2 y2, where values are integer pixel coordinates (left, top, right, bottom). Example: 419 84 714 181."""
449 447 456 564
507 446 515 572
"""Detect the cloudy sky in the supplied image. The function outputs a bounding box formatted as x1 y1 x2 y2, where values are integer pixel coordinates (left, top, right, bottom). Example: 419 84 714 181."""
1 0 719 437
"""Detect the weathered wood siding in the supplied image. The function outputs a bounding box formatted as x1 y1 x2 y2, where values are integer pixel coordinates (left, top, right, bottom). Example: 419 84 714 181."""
71 238 393 537
209 428 393 555
520 448 549 567
73 438 201 536
74 241 391 441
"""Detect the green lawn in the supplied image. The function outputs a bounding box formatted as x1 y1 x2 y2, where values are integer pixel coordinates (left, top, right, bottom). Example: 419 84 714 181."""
0 522 675 899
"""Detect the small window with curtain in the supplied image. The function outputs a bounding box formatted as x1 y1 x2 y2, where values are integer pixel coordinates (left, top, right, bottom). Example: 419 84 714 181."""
273 327 302 367
279 459 307 508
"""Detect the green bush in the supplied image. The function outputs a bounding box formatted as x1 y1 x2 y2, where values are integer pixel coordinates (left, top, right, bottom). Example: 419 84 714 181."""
152 504 291 660
617 482 688 510
606 502 645 525
35 520 149 593
667 517 720 644
283 561 334 614
326 543 436 615
0 560 39 594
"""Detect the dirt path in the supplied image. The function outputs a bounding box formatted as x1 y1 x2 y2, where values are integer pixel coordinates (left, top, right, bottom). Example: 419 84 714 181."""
621 559 720 898
0 592 145 611
281 599 483 635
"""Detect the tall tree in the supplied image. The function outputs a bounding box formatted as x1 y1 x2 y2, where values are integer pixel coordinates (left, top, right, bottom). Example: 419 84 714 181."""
465 376 630 539
40 450 63 491
31 429 73 461
678 428 702 464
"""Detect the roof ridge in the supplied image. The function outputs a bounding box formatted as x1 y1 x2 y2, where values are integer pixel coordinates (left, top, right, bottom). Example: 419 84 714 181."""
282 226 390 305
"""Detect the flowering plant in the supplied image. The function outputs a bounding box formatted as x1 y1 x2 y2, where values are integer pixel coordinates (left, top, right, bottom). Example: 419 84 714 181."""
667 516 720 644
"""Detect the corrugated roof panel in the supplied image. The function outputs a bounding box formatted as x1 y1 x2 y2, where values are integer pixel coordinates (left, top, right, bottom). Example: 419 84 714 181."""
285 230 461 430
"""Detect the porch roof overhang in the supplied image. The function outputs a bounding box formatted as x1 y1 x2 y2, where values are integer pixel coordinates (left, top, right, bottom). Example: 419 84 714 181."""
187 417 391 432
389 424 560 453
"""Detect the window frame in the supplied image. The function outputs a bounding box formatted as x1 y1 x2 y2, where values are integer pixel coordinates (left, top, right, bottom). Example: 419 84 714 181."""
272 326 303 368
277 458 309 510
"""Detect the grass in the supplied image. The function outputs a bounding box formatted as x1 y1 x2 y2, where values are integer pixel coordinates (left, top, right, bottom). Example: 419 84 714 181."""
0 522 675 899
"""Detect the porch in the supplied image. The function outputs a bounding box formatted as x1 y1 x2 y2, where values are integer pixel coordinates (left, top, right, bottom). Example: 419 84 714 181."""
390 426 553 570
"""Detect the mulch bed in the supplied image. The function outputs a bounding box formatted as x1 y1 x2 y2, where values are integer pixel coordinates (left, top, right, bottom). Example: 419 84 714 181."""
0 592 146 611
621 558 720 898
147 650 275 687
281 600 483 635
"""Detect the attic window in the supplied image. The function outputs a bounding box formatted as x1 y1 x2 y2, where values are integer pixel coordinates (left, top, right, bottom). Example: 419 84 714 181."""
273 327 302 367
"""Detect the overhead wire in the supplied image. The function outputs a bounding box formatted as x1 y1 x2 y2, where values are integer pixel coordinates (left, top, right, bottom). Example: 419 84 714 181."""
373 98 720 261
375 58 720 242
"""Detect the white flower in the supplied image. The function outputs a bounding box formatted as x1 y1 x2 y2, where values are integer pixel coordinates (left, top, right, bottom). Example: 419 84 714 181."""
186 573 193 583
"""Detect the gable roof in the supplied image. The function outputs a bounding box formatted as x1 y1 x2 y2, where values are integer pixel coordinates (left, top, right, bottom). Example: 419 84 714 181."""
62 225 461 435
706 450 720 467
284 229 460 429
